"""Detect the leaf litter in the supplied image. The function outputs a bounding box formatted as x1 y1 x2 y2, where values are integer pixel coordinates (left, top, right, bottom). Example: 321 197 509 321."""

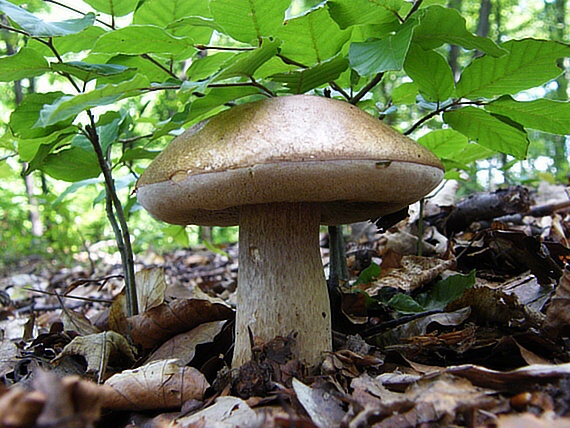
0 182 569 426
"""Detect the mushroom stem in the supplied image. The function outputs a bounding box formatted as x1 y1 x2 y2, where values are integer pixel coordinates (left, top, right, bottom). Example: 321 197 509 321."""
233 202 332 368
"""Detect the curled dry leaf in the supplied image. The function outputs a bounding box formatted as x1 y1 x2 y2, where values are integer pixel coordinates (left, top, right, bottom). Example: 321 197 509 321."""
363 256 456 294
544 267 570 340
0 386 45 427
33 370 105 427
292 378 345 428
102 359 209 410
53 331 136 375
135 267 167 313
176 396 256 427
127 298 234 349
61 307 101 336
147 320 226 365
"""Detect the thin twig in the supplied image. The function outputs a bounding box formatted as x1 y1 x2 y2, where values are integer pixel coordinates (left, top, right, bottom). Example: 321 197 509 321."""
349 72 384 105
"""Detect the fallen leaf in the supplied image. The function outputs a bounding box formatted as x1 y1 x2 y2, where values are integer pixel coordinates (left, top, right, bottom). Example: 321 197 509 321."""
0 386 45 427
292 378 345 428
147 320 226 365
34 370 104 427
135 267 167 313
102 359 209 410
53 331 136 378
60 308 100 336
127 298 233 349
176 396 256 427
544 267 570 339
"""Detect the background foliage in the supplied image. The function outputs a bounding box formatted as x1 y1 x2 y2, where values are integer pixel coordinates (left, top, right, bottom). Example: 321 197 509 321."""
0 0 568 270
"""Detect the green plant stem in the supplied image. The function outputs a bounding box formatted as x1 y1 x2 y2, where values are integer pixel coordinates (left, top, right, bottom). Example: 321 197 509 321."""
86 119 138 317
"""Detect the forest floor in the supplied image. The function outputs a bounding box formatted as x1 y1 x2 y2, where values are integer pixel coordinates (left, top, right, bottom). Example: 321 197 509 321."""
0 181 569 427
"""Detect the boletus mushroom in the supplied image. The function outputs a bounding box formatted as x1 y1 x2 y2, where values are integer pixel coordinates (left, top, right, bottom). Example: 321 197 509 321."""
136 95 444 368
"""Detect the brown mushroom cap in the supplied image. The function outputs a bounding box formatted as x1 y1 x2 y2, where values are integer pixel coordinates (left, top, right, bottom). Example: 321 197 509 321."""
137 95 444 226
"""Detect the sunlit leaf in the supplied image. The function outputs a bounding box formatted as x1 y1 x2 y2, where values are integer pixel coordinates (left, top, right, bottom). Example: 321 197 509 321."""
0 47 50 81
0 0 95 37
83 0 138 16
10 92 76 139
485 95 570 134
457 39 570 99
40 147 101 182
134 0 213 41
269 55 349 93
327 0 402 29
444 106 529 159
413 5 505 57
277 5 351 65
404 43 454 102
417 129 494 167
209 0 290 44
216 38 281 80
92 25 195 56
51 62 136 82
349 18 416 76
392 81 418 105
36 74 151 127
186 52 237 81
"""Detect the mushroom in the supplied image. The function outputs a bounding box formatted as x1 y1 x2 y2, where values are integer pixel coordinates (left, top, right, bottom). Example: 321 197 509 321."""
136 95 444 368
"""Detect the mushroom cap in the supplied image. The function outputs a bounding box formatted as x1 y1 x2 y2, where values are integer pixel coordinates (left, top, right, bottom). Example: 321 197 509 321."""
137 95 444 226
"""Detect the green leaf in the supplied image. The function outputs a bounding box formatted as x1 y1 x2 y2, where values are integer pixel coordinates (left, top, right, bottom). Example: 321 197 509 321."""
104 55 173 83
277 5 351 65
83 0 138 16
17 131 73 163
392 81 418 105
51 62 136 82
209 0 290 44
413 5 505 57
166 16 219 42
134 0 213 41
485 96 570 135
354 262 381 286
404 44 454 102
40 147 101 182
270 55 349 93
327 0 402 29
10 92 76 139
216 38 281 80
92 25 195 56
415 270 476 311
417 129 494 166
0 0 95 37
119 148 160 163
387 293 426 314
36 74 151 127
53 178 103 207
0 47 50 81
457 39 570 99
162 225 190 247
444 106 529 159
348 18 417 76
186 52 237 81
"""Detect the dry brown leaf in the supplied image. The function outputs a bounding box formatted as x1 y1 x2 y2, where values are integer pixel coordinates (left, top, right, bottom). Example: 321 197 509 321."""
127 298 233 349
292 378 345 428
176 396 255 427
0 386 45 427
102 359 209 410
53 331 136 376
135 267 167 313
496 413 570 427
34 370 105 427
147 320 226 364
363 256 456 294
60 308 100 336
544 267 570 340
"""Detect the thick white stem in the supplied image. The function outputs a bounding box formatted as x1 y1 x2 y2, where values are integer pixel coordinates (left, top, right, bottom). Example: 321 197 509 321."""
232 202 332 368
